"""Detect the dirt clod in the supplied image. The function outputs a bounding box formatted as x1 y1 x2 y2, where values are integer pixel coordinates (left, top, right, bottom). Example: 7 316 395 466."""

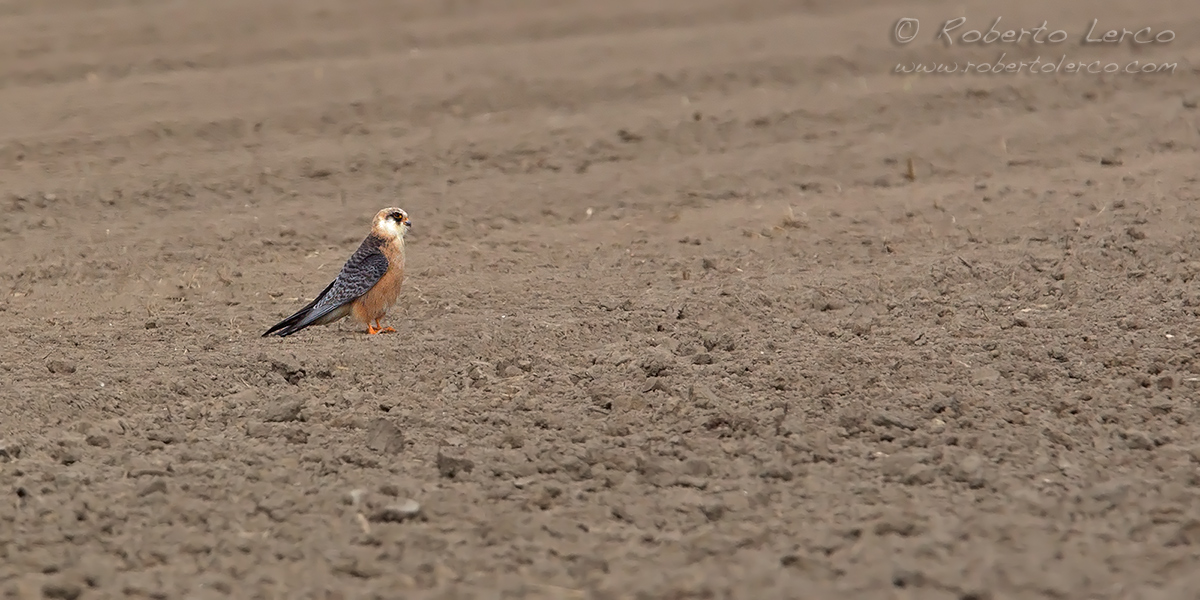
41 582 82 600
264 399 304 423
0 442 20 462
436 451 475 479
364 418 404 454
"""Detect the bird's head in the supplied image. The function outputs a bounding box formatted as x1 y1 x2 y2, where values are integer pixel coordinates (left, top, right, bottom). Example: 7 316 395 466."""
372 207 412 240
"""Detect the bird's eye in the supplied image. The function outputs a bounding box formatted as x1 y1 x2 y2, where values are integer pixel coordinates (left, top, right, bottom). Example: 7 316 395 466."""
391 213 403 220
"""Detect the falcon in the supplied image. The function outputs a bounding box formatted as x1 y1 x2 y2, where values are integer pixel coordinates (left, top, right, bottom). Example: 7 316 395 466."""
263 207 411 338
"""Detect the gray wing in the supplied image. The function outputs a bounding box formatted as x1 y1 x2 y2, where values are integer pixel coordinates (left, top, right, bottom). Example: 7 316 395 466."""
308 241 390 319
263 238 390 337
261 234 388 338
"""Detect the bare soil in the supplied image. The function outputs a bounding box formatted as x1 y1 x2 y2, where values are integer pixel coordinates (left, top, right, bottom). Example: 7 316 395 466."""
3 0 1200 598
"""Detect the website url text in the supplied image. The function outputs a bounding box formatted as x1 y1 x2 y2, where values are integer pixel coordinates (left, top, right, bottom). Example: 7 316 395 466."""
895 54 1177 75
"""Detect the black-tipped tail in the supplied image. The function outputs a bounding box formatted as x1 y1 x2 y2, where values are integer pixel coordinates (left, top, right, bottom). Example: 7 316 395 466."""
262 307 314 337
262 279 339 338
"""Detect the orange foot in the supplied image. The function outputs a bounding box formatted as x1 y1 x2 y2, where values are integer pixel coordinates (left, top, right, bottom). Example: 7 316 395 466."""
367 319 396 335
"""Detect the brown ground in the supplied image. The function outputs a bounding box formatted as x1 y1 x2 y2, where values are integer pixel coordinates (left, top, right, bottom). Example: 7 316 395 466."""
2 0 1200 598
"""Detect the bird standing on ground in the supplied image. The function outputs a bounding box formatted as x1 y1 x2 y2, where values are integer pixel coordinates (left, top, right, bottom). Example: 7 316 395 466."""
263 207 411 338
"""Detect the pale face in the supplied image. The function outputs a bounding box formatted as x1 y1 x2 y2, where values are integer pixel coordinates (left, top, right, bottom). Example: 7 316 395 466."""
375 208 411 239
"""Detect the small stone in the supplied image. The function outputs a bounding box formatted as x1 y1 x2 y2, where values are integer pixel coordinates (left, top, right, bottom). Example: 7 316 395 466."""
344 488 367 508
370 499 421 522
46 360 76 374
139 479 167 497
85 434 110 448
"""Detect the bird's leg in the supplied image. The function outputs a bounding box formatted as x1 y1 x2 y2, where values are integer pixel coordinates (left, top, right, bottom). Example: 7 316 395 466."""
374 317 396 334
366 318 395 335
